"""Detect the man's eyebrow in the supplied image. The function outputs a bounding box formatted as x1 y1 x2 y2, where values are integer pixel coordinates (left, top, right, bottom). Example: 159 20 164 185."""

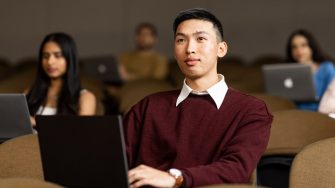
193 31 209 35
175 32 186 37
175 31 209 37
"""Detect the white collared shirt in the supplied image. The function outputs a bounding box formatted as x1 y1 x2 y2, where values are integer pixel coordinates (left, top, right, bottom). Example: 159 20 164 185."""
176 74 229 109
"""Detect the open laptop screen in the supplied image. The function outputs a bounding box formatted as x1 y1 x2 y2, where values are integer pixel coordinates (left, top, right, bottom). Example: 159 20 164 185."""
262 63 317 102
36 115 129 188
0 93 33 143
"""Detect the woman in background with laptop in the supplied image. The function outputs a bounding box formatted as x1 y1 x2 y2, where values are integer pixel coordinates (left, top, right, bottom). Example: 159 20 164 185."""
25 32 96 127
286 29 335 111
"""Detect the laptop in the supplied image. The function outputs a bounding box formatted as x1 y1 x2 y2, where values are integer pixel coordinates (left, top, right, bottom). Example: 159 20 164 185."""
0 93 33 143
262 63 317 101
36 115 129 188
81 56 123 85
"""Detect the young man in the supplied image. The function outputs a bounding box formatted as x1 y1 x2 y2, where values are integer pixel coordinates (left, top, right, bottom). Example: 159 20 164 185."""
103 22 168 115
118 22 168 81
124 8 273 188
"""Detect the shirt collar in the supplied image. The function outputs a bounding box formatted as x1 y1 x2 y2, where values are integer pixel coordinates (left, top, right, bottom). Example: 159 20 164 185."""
176 74 228 109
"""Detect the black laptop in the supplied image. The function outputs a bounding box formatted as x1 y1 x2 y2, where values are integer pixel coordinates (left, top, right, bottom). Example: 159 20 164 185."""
81 56 123 85
36 115 129 188
0 93 33 143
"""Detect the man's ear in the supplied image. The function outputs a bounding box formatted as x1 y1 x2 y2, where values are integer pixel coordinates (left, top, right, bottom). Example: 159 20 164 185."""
217 41 228 58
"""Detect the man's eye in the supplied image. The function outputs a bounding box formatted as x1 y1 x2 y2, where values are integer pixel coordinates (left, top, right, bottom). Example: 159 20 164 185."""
198 37 207 41
176 38 185 43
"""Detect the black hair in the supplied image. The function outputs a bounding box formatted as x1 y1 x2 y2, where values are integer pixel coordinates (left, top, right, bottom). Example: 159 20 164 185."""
286 29 327 64
26 32 82 115
135 22 158 37
173 8 224 41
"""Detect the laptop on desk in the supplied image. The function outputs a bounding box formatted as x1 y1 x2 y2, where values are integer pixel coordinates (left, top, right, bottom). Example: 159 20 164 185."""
36 115 129 188
81 56 123 85
0 94 33 143
262 63 318 102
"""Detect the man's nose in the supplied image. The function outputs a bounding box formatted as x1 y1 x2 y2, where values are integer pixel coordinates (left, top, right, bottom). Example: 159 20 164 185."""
186 40 196 54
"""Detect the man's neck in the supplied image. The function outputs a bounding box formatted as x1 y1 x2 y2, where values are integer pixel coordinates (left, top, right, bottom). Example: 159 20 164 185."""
185 74 220 91
136 47 154 54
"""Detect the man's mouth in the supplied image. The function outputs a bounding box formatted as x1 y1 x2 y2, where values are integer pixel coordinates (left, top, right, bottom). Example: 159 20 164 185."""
184 58 200 66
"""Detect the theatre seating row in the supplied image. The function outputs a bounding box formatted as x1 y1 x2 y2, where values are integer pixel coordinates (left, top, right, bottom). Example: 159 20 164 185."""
1 110 335 187
0 54 288 115
258 110 335 187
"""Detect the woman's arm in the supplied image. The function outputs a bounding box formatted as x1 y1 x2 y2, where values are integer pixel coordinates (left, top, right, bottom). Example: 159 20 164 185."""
23 88 36 127
78 90 96 115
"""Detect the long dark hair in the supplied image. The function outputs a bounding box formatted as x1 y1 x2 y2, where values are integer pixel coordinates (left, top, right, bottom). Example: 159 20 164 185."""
26 32 82 115
286 29 327 64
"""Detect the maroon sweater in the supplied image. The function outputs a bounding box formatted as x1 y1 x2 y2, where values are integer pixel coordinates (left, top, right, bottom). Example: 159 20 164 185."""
123 88 273 187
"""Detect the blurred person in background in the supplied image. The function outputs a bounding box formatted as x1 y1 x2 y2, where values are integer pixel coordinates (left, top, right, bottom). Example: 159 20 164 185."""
103 22 168 115
286 29 335 111
25 32 96 128
119 22 168 81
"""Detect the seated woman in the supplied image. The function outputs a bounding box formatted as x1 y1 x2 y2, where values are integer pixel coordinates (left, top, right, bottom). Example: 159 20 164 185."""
25 32 96 127
286 29 335 111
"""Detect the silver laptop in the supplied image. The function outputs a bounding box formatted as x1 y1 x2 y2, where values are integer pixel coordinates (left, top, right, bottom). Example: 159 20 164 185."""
262 63 317 101
0 94 33 143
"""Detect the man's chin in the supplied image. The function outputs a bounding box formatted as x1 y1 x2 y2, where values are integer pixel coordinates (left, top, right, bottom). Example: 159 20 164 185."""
184 73 202 80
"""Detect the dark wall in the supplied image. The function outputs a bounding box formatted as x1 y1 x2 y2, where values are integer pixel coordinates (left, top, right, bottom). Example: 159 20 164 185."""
1 0 334 64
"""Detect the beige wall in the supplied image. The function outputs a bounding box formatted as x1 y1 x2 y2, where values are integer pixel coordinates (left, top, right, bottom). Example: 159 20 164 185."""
1 0 335 64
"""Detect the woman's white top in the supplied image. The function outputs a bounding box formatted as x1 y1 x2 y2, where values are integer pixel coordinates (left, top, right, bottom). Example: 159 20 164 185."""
36 89 88 115
36 106 57 115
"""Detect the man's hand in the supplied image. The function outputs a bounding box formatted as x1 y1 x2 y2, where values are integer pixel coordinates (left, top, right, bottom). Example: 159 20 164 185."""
128 165 175 188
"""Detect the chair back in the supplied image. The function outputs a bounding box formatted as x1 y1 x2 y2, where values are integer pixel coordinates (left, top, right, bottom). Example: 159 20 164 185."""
290 137 335 188
0 178 61 188
0 134 43 179
258 110 335 188
118 79 175 114
167 59 184 88
266 110 335 155
252 93 296 112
